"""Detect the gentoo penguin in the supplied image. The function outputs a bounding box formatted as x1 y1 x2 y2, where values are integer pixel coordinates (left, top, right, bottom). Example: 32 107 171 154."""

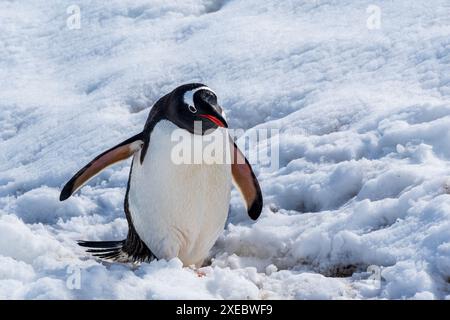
60 83 263 267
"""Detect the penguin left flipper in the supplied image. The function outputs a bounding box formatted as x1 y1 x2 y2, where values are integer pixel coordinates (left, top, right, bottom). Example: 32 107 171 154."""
60 133 144 201
230 138 263 220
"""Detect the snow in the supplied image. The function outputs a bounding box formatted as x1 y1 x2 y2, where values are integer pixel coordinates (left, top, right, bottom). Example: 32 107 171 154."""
1 0 450 299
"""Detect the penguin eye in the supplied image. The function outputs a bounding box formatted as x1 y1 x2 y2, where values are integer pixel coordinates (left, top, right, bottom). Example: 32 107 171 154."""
188 104 197 113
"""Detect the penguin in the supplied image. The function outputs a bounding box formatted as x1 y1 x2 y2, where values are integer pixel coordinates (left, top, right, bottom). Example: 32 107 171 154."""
60 83 263 267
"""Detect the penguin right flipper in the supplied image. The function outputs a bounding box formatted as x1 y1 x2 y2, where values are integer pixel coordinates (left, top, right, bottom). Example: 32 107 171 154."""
60 134 144 201
230 138 263 221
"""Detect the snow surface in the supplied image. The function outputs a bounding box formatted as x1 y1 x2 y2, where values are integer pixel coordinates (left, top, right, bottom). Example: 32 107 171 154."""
1 0 450 299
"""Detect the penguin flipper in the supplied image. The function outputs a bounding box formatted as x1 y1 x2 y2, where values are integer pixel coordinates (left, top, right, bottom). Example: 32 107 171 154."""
60 134 144 201
230 138 263 220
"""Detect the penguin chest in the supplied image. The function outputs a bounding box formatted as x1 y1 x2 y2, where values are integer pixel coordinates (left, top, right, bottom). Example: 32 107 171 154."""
128 120 232 267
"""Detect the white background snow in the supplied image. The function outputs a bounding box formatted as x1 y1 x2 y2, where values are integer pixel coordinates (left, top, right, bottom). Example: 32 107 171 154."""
0 0 449 299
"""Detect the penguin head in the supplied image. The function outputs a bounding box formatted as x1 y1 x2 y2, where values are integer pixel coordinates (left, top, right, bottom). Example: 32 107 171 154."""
166 83 228 135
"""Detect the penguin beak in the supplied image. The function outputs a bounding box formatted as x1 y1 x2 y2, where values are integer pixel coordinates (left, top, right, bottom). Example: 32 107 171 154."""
199 113 228 128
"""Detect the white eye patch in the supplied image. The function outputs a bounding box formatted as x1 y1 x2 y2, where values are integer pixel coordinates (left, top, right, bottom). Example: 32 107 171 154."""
183 86 216 113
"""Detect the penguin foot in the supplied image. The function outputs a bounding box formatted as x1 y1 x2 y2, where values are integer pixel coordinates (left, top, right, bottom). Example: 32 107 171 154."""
189 265 208 277
196 270 207 278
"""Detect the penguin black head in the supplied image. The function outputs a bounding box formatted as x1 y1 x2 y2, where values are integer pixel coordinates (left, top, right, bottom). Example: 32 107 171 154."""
165 83 228 135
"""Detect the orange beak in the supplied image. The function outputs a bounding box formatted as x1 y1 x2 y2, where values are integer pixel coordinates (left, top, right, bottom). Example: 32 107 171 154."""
199 114 228 128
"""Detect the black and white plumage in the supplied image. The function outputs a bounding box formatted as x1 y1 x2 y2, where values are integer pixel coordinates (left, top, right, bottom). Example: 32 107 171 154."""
60 83 263 267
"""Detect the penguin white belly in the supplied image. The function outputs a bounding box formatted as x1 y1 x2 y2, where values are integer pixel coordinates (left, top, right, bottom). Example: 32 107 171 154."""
128 120 231 267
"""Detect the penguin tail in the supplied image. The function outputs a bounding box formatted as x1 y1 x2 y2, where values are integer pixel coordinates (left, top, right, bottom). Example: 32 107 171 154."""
78 237 155 263
78 240 129 262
